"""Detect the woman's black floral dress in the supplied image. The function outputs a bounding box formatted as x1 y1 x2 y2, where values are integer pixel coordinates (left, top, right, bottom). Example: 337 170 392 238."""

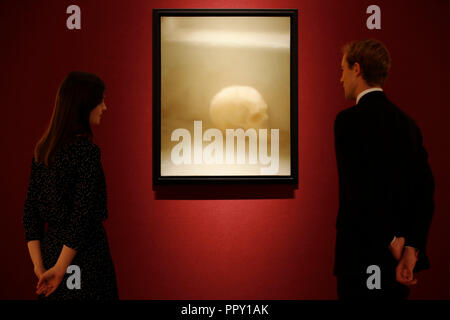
23 135 118 300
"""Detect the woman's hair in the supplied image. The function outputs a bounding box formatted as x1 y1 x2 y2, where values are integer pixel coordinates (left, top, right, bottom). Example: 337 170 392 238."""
34 71 105 166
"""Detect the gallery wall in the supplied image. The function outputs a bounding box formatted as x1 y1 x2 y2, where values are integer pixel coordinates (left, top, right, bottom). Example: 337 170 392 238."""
0 0 448 299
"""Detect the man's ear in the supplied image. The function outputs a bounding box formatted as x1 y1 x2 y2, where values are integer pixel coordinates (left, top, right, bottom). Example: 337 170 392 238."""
353 62 362 77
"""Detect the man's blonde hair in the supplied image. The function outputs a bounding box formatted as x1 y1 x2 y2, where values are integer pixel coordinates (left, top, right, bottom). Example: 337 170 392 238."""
342 39 391 86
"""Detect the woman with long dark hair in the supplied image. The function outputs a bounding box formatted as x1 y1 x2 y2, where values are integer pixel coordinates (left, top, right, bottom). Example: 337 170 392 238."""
23 71 118 299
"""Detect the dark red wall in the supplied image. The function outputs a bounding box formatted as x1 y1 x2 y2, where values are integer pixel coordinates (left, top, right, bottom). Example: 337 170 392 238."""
1 0 448 299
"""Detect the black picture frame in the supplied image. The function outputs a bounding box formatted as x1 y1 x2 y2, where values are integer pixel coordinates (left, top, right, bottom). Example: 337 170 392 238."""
153 9 298 184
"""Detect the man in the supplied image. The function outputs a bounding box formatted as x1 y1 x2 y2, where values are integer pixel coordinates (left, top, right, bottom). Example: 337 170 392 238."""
334 39 434 299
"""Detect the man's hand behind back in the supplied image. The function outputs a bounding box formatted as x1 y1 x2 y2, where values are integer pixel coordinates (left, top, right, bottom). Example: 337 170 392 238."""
389 236 405 261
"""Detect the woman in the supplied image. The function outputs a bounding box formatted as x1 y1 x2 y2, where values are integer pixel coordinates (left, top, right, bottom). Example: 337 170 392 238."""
23 71 118 300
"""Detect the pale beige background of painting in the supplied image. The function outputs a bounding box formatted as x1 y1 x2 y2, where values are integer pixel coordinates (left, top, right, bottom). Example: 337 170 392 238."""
160 16 291 176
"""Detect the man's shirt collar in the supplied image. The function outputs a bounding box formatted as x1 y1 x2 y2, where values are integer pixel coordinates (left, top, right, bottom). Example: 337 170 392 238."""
356 87 383 104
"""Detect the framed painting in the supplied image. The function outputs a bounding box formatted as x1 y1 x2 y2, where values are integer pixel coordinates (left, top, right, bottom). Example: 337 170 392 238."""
153 9 298 184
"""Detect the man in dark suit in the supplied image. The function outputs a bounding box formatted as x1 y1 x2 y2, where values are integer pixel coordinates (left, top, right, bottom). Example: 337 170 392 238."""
334 39 434 299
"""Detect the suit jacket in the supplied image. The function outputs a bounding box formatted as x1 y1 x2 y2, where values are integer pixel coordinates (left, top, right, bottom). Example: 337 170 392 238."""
333 91 434 276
